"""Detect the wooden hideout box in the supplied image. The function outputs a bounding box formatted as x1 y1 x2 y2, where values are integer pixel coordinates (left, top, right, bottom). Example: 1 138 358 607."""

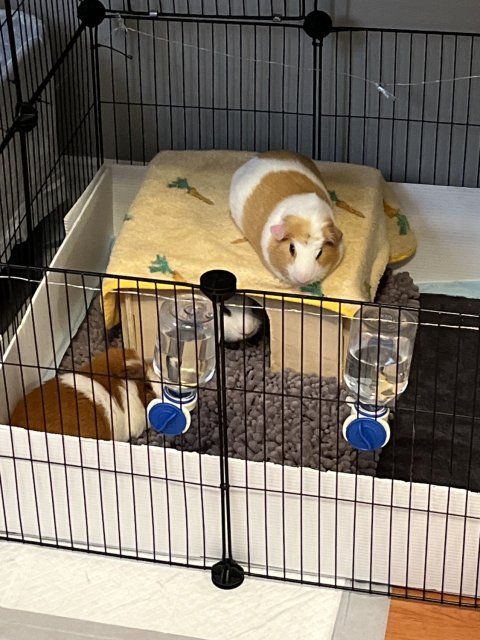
119 288 350 379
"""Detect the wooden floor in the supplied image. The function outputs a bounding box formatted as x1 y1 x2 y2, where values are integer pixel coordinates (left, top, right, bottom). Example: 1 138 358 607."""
385 594 480 639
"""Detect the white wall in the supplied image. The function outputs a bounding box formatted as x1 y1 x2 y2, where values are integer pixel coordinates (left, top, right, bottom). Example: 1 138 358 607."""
323 0 480 33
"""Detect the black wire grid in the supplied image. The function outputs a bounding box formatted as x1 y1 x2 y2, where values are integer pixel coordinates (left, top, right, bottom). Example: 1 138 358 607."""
1 0 480 605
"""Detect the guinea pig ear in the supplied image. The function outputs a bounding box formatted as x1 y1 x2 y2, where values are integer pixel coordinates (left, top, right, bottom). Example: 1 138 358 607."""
270 223 286 241
324 223 343 246
122 358 144 382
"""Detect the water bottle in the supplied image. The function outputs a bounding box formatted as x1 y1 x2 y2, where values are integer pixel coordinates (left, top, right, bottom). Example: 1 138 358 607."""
343 306 418 451
148 293 216 436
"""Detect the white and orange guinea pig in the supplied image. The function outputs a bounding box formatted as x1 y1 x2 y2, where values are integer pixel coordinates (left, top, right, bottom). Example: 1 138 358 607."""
10 348 161 442
229 150 344 286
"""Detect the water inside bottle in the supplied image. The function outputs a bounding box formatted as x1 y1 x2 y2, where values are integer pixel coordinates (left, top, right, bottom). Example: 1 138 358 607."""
344 336 411 405
154 327 216 387
153 296 216 388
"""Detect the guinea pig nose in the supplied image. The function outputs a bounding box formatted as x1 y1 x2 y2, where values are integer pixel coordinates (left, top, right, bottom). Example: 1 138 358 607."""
297 274 312 284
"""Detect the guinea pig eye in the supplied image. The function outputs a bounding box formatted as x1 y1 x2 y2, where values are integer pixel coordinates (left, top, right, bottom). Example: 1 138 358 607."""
316 249 323 260
289 243 296 257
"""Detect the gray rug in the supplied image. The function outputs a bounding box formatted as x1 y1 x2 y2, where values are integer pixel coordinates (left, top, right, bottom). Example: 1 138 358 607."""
61 271 420 475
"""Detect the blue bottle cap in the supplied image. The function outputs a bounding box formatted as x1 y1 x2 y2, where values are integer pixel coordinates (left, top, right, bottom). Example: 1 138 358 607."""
148 402 188 436
345 417 388 451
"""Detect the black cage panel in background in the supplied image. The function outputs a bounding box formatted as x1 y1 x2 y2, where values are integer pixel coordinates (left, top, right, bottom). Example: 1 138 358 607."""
98 1 480 186
2 0 480 323
1 0 480 608
0 0 99 340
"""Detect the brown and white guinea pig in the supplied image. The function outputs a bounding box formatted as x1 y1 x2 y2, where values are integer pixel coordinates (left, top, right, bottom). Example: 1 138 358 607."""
229 150 344 287
222 294 264 343
10 348 161 442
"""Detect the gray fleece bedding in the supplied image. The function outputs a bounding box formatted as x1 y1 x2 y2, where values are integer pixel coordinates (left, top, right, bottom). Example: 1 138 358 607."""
60 270 420 475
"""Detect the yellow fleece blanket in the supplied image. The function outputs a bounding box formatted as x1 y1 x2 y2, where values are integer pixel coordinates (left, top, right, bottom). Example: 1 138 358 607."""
102 150 415 328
